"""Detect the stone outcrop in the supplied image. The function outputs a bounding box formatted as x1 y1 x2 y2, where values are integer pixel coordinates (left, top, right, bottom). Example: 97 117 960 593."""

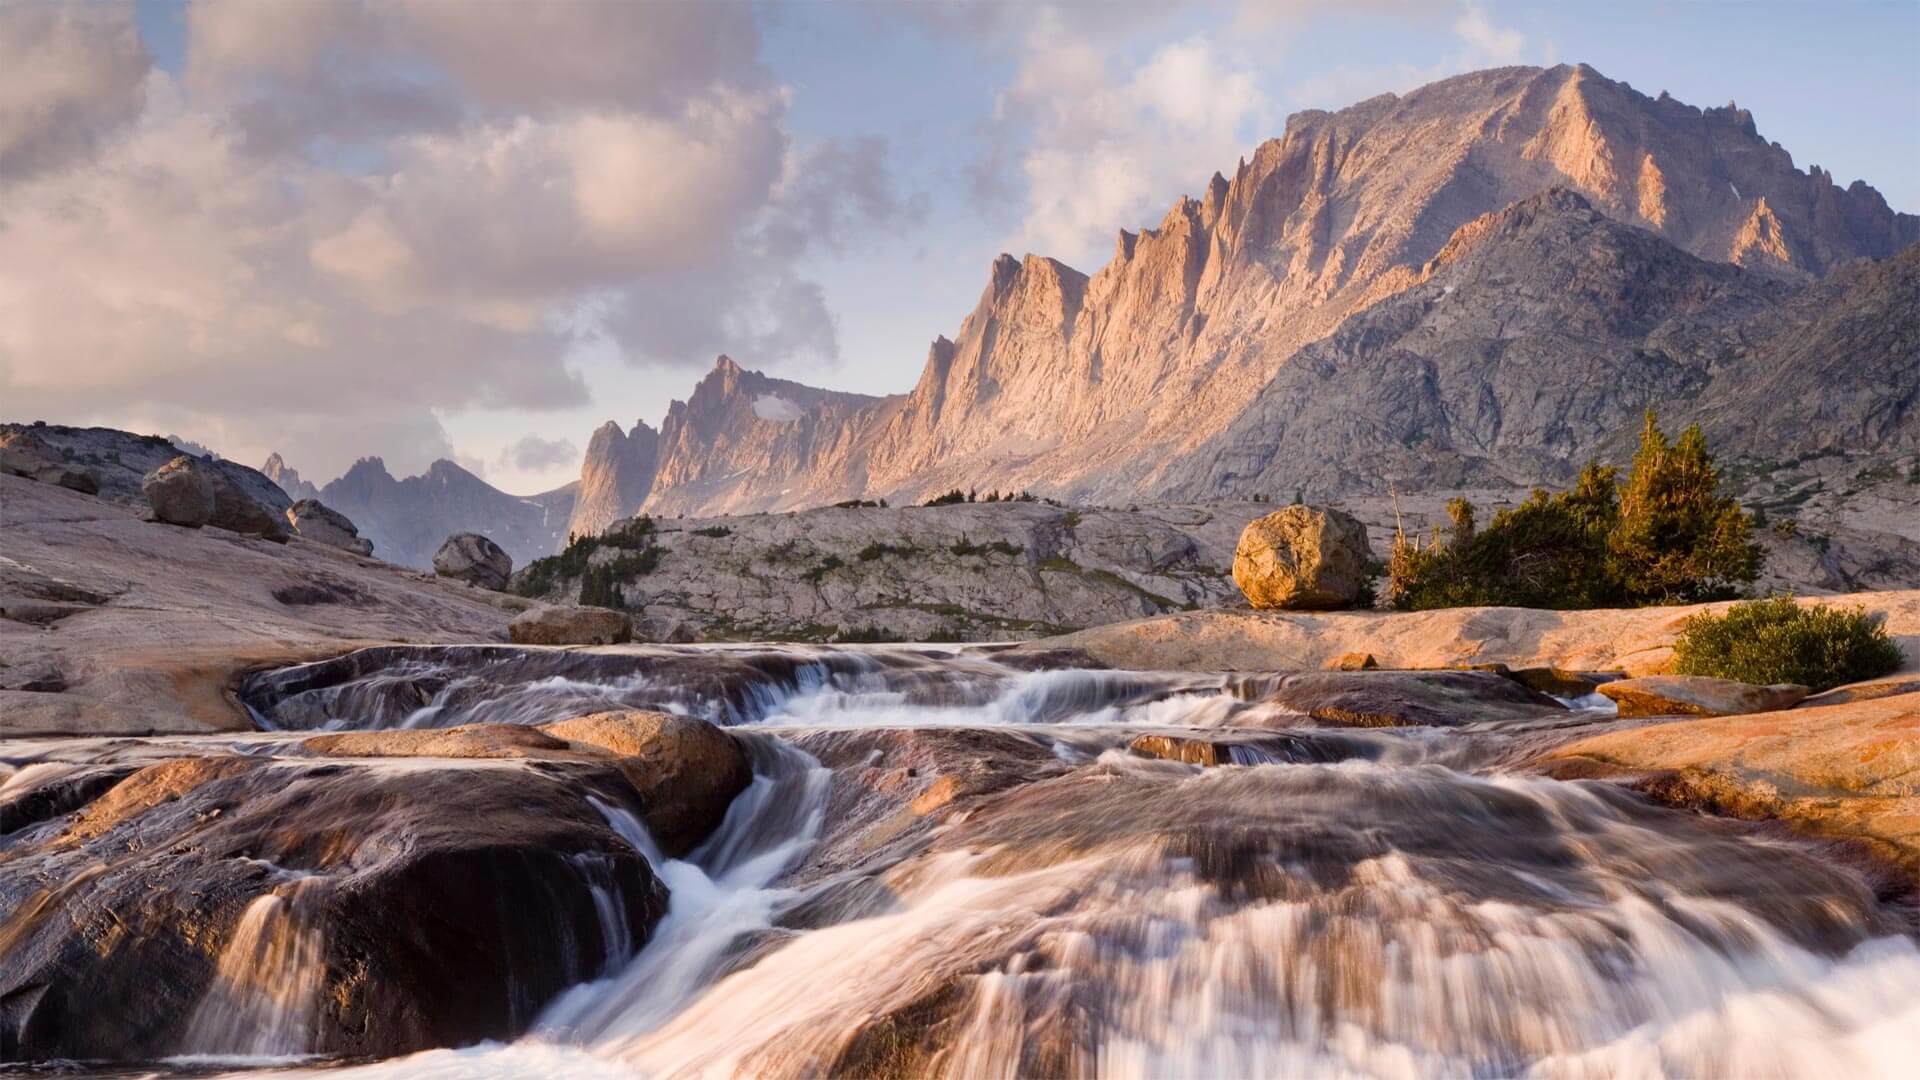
1232 506 1373 610
434 532 512 591
1598 675 1811 717
0 431 99 494
566 420 660 541
508 604 633 646
512 501 1267 642
286 498 374 556
3 424 288 516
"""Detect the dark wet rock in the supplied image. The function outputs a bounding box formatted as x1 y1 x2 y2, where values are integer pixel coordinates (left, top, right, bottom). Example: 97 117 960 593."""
970 646 1110 672
434 532 512 591
1240 670 1567 728
1505 666 1603 697
0 765 138 838
509 604 633 646
542 711 751 857
0 754 665 1063
1599 675 1810 717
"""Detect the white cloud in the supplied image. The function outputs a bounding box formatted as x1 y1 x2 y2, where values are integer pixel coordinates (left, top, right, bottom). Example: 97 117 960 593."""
495 434 580 473
0 2 149 180
0 2 913 481
991 16 1270 268
1453 3 1526 65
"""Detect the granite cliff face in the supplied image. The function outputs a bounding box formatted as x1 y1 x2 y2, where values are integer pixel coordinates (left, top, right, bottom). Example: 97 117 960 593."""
598 63 1914 521
312 458 575 572
566 420 659 542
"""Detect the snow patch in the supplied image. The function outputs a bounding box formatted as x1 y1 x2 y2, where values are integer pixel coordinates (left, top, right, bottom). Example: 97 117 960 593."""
753 395 803 423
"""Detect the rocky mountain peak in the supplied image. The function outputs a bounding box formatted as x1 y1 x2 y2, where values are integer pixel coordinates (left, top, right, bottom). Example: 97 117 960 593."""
567 418 661 540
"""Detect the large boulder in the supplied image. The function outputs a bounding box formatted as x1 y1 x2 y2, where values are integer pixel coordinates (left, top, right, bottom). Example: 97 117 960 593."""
207 468 291 542
1598 675 1810 718
434 532 512 590
140 455 218 527
1232 505 1374 610
0 431 99 495
509 604 633 645
286 498 374 556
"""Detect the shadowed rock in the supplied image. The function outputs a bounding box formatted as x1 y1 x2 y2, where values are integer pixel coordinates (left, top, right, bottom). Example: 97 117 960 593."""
1599 675 1810 717
510 604 633 646
434 532 512 591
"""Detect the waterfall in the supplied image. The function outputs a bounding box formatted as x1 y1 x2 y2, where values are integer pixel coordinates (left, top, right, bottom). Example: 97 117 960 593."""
180 877 327 1062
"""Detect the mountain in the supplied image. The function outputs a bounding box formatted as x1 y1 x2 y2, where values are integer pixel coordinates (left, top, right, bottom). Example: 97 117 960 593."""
261 452 320 502
308 457 576 571
567 420 659 541
641 356 884 516
594 63 1914 519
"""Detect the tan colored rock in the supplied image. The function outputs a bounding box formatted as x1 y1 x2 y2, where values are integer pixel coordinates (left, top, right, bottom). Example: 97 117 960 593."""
434 531 512 590
1232 505 1374 611
303 723 570 759
1598 675 1809 718
541 710 751 856
509 604 632 646
1549 686 1920 882
1128 734 1229 766
1327 652 1380 671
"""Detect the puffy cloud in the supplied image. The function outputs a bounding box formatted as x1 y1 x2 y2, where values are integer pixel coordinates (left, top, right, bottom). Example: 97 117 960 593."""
0 3 149 180
0 2 913 481
495 434 580 474
991 17 1270 267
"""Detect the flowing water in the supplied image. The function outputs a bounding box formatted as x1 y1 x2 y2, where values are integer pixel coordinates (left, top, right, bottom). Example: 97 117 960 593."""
147 646 1920 1075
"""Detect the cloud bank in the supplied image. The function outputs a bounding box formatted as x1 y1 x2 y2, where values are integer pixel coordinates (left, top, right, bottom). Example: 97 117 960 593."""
0 0 914 481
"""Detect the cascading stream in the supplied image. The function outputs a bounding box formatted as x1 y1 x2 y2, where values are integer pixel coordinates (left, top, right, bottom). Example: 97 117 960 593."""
237 644 1919 1079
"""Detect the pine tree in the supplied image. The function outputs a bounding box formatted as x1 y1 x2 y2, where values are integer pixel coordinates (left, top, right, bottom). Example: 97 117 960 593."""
1609 411 1761 602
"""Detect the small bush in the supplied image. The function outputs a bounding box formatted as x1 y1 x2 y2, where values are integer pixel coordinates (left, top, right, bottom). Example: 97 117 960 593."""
857 541 916 561
1671 595 1904 691
924 489 969 507
692 525 731 538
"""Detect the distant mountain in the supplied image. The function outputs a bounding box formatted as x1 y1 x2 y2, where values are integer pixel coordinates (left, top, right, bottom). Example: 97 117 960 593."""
254 63 1916 551
295 457 576 571
261 453 320 502
554 63 1914 523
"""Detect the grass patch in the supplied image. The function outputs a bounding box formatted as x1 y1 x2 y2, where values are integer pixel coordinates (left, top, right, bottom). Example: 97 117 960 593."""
1672 595 1904 692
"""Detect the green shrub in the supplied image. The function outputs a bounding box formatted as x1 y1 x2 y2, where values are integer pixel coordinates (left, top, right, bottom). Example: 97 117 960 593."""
1671 595 1904 691
514 516 660 599
1385 413 1761 611
923 489 969 507
857 541 916 561
692 525 731 538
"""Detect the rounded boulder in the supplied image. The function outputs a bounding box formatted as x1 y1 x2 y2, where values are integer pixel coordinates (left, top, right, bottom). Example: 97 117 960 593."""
433 532 512 590
140 455 218 528
1232 505 1374 610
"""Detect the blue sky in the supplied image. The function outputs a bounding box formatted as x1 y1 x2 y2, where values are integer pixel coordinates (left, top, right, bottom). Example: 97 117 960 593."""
10 1 1920 493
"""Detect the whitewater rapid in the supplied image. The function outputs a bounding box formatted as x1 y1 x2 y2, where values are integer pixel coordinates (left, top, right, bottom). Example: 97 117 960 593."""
225 644 1920 1079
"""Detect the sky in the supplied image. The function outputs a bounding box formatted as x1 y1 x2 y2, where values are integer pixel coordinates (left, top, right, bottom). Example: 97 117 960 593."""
2 1 1915 495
